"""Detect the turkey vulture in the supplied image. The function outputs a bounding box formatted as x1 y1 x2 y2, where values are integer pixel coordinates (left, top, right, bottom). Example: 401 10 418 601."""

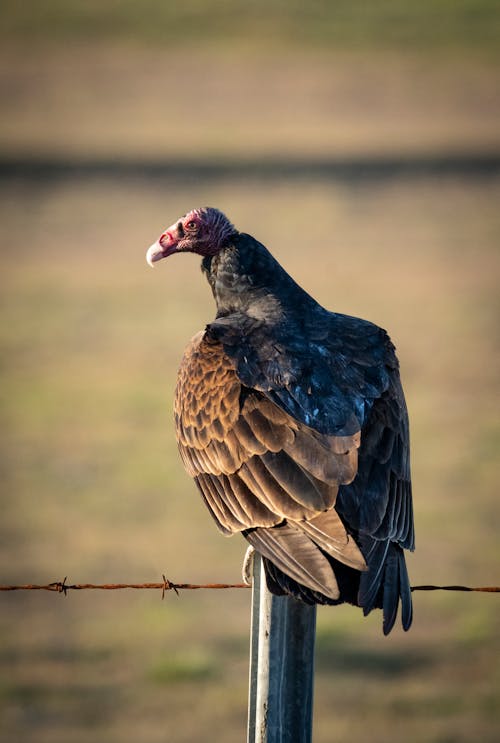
146 207 414 634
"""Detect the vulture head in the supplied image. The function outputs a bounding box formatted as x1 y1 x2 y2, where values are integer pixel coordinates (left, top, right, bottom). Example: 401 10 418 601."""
146 207 236 266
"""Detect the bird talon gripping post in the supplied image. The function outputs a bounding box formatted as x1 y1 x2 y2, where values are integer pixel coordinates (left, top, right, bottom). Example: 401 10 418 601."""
146 207 414 635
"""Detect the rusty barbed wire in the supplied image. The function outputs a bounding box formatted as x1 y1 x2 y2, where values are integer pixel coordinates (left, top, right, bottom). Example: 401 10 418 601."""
0 577 498 596
0 576 249 596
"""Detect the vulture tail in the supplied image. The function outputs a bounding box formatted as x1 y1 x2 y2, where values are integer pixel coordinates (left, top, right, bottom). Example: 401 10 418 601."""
398 547 413 631
358 539 413 635
254 532 413 634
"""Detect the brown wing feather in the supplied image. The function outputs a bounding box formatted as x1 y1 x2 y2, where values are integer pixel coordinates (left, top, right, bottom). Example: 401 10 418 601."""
174 331 365 571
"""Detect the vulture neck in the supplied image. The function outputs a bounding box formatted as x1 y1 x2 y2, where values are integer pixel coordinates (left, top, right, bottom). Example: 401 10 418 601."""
202 233 318 327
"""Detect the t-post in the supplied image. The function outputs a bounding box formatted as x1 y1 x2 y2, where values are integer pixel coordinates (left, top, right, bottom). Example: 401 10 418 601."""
247 553 317 742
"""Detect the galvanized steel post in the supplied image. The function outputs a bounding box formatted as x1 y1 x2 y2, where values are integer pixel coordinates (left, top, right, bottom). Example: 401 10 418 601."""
247 553 317 743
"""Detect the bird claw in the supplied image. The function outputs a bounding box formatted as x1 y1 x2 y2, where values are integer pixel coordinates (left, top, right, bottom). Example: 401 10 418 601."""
242 546 255 586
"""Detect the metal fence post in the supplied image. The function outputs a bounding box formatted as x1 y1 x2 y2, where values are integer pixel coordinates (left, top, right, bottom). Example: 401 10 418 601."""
247 553 317 743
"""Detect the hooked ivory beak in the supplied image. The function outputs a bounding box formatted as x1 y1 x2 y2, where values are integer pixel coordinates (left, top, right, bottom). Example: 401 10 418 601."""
146 240 166 267
146 229 178 267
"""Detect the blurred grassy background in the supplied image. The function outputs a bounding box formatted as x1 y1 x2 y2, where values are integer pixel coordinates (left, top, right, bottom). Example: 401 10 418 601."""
1 3 499 742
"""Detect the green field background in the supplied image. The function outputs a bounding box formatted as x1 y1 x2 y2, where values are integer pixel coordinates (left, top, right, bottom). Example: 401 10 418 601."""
1 4 499 742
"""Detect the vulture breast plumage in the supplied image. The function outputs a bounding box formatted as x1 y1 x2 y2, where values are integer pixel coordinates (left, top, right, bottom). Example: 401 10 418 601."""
146 207 415 634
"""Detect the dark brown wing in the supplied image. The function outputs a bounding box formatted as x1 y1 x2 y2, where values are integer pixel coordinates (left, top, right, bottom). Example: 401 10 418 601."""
174 331 366 598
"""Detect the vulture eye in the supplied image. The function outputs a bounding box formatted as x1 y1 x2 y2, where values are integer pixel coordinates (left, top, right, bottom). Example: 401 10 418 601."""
185 220 197 230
